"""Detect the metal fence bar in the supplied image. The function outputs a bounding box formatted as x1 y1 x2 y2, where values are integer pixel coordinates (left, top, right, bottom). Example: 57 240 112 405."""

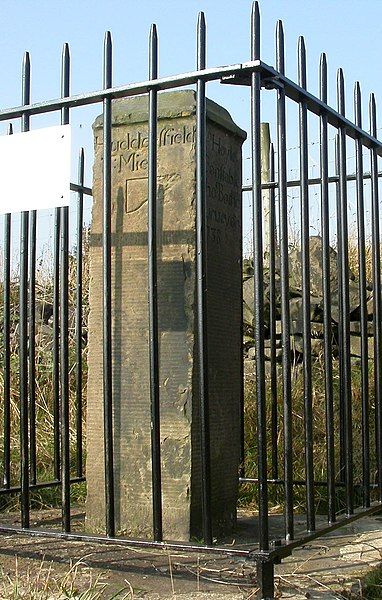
257 62 382 150
19 50 31 529
251 2 269 554
102 31 115 538
0 61 382 154
334 134 346 485
243 170 382 192
0 477 85 496
28 209 37 486
354 81 370 509
241 476 377 489
269 142 278 481
319 53 335 524
2 125 12 490
337 69 353 515
196 11 212 546
148 23 163 543
0 63 261 118
1 8 382 598
60 42 71 533
53 206 61 482
75 148 84 479
276 19 294 542
370 93 382 501
298 36 315 533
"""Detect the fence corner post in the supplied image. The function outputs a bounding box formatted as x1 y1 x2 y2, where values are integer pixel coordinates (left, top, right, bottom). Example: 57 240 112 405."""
256 558 275 600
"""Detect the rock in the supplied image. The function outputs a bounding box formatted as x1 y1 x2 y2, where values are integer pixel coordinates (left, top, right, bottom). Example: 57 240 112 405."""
349 320 374 335
87 91 246 540
350 335 374 358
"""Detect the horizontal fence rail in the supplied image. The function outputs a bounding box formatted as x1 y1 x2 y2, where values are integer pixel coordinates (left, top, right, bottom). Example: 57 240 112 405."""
0 2 381 599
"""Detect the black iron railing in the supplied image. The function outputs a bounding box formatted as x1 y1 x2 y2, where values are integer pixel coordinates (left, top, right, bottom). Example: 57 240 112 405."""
0 3 381 598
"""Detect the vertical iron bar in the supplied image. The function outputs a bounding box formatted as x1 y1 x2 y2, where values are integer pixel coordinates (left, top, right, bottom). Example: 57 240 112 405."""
60 42 71 533
276 19 294 541
148 24 163 542
3 123 12 489
19 51 30 529
196 11 212 545
269 142 278 481
370 93 382 501
28 209 37 485
103 31 115 537
354 82 370 508
53 207 61 481
337 69 353 515
251 1 269 552
75 148 84 479
239 288 245 478
319 54 335 523
298 36 315 532
335 134 345 484
256 559 275 600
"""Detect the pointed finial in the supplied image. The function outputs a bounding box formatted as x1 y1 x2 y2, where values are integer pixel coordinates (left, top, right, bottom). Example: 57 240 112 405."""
22 51 31 107
62 42 70 62
197 11 206 70
149 24 158 79
319 53 327 103
354 81 361 128
150 23 158 42
276 20 285 74
298 36 306 89
369 93 377 137
103 31 112 88
337 68 345 115
61 43 70 98
251 1 260 61
22 51 30 71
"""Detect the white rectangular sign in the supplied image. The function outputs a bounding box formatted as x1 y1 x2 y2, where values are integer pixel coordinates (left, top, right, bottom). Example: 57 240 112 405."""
0 124 71 214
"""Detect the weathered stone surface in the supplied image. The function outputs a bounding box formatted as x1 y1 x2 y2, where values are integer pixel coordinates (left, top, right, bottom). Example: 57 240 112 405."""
349 320 374 336
86 91 246 540
350 334 375 358
243 235 375 360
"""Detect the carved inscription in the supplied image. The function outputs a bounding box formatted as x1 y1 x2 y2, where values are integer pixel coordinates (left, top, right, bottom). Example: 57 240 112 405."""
95 123 241 247
95 125 196 175
206 131 241 246
125 173 180 215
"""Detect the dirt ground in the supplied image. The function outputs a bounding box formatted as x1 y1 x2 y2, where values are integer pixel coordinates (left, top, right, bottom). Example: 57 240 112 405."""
0 508 256 598
0 532 253 598
0 509 382 598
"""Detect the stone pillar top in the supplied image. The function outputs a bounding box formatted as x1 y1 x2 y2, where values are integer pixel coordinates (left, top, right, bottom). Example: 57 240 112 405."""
93 90 247 140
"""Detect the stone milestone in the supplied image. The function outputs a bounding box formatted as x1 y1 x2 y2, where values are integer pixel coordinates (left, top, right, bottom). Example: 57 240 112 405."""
86 91 246 540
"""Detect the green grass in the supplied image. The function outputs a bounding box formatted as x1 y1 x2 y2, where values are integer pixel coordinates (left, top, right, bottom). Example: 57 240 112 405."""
361 567 382 599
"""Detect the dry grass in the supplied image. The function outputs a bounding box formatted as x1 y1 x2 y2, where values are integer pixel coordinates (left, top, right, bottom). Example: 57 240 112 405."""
0 234 89 508
0 557 133 599
0 231 379 517
241 234 379 512
241 357 376 512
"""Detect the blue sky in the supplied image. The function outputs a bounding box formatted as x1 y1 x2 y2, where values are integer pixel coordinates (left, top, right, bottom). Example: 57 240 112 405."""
0 0 380 254
0 1 379 121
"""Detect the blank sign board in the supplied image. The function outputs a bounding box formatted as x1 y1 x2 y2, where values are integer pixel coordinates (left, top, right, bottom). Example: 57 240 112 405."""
0 124 71 214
